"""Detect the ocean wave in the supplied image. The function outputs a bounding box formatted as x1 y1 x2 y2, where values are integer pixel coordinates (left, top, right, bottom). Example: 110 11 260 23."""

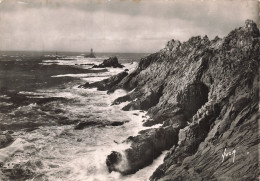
0 138 32 165
1 55 158 180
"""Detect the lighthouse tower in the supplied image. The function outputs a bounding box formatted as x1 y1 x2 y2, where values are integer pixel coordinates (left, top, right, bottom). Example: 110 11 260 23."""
85 48 96 58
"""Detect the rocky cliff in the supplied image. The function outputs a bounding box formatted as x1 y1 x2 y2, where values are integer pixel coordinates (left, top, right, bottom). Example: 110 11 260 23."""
83 20 260 180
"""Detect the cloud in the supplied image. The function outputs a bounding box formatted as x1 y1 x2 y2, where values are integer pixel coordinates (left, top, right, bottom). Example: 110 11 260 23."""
0 0 258 52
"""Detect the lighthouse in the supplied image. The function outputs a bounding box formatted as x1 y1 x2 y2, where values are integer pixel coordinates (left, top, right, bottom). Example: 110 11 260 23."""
85 48 96 58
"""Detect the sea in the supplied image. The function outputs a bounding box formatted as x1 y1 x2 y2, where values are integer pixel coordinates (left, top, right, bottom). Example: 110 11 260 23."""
0 51 165 181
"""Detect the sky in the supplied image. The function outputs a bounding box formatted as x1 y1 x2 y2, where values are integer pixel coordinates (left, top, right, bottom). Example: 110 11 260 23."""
0 0 258 53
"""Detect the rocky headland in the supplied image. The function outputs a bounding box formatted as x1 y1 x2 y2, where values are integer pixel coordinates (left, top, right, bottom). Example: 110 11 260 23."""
80 20 259 180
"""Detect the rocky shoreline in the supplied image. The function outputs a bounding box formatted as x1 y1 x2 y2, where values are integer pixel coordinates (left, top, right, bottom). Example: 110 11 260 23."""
81 20 259 180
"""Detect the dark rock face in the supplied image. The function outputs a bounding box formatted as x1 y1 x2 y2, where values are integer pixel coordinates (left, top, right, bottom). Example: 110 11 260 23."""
88 20 259 180
177 82 209 119
74 120 128 130
106 151 123 173
122 85 164 111
79 71 128 92
93 56 124 68
0 133 14 149
106 126 180 175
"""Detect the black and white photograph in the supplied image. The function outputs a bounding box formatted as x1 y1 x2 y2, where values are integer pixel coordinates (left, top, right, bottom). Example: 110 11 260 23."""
0 0 259 180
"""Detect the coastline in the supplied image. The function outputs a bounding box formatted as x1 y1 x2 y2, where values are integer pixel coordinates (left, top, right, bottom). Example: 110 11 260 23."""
0 20 258 181
79 20 259 180
0 54 164 181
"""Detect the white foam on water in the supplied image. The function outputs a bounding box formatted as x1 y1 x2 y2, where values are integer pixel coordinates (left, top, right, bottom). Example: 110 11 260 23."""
6 110 147 181
42 60 59 63
108 89 128 103
18 91 45 96
0 138 32 164
52 73 98 78
3 55 165 181
49 57 137 80
0 102 13 106
42 57 106 67
0 95 10 99
39 62 57 65
81 76 110 83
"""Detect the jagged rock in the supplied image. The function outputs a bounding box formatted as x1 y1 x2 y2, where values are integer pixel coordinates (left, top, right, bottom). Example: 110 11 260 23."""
93 56 124 68
74 121 104 130
122 86 163 111
79 71 128 92
106 126 179 175
149 20 260 180
165 39 181 51
82 20 259 180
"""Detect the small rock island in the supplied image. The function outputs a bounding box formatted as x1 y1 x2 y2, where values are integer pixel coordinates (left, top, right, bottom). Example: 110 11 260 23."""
93 56 124 68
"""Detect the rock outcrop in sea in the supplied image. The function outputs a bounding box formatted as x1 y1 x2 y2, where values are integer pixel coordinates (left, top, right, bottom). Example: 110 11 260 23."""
79 70 128 91
93 56 124 68
81 20 259 180
0 133 14 149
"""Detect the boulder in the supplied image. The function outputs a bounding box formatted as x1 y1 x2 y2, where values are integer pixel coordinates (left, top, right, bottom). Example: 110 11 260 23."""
106 151 123 173
106 126 180 175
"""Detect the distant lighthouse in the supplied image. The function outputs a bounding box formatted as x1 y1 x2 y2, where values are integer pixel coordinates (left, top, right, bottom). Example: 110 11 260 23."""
85 48 96 58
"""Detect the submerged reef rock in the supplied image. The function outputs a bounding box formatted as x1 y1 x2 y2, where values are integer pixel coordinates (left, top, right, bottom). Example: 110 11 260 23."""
81 20 259 180
74 120 129 130
93 56 124 68
0 133 14 149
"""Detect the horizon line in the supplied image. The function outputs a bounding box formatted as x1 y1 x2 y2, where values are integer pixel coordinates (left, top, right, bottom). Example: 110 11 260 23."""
0 50 153 54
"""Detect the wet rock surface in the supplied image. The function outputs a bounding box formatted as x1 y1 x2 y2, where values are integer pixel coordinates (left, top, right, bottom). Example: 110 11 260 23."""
83 20 259 180
107 126 180 175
